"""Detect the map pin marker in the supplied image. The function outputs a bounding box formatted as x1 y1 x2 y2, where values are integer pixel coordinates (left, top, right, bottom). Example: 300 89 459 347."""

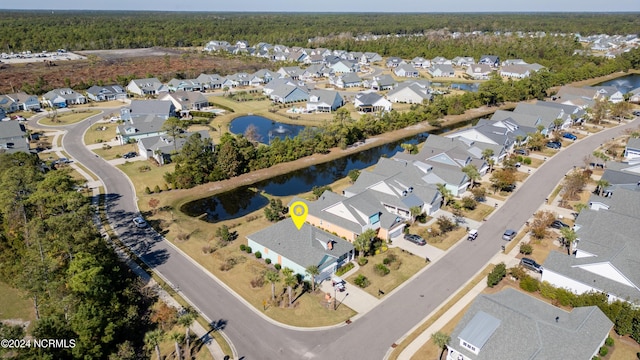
289 201 308 230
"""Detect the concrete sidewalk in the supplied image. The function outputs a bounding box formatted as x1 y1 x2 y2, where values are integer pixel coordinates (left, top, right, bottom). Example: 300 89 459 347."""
319 264 380 316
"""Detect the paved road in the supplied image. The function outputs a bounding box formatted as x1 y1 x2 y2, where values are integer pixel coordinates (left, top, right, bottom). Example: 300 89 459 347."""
45 112 639 360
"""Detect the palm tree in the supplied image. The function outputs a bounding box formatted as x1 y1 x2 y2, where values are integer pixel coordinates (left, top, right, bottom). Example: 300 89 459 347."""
436 183 454 207
169 331 184 360
354 229 376 257
144 329 164 360
431 331 451 360
282 267 297 307
305 265 320 292
560 227 578 256
461 164 480 189
481 148 494 161
161 116 187 153
595 179 610 196
264 269 280 301
177 307 197 356
552 118 564 134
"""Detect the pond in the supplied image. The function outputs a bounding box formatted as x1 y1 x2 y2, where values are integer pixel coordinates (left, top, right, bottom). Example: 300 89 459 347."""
181 117 481 223
432 82 481 92
229 115 307 144
595 74 640 94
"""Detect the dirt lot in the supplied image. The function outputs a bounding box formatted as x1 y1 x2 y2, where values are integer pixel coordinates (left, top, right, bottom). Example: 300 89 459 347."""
0 47 272 94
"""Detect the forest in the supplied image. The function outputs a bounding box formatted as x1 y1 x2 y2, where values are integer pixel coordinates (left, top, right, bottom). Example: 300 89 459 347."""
0 152 155 359
0 11 639 52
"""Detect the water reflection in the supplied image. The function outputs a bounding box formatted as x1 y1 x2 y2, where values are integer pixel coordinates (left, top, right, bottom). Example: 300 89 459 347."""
180 187 269 223
595 74 640 94
229 115 307 144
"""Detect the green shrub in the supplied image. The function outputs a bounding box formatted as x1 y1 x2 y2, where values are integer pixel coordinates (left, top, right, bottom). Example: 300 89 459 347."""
265 258 271 264
374 263 390 276
335 262 355 276
487 262 507 288
508 266 526 280
539 281 557 300
245 246 252 254
519 243 533 255
605 336 614 347
599 346 608 357
254 251 262 259
519 275 540 292
274 263 281 271
154 184 161 193
239 244 246 251
555 287 576 306
357 257 368 266
144 186 151 194
383 257 391 265
354 274 370 288
523 157 532 165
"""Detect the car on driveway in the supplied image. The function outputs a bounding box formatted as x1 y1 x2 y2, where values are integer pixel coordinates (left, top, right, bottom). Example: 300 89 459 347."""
404 233 426 246
502 229 516 241
123 151 138 159
514 148 529 156
546 141 562 149
562 133 577 141
520 257 543 273
132 216 147 228
550 220 570 229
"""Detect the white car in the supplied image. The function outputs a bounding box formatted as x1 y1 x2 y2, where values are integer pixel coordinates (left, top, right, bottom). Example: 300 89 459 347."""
132 217 147 228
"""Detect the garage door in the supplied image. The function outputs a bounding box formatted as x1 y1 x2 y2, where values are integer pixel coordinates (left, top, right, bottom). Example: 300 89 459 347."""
389 225 405 239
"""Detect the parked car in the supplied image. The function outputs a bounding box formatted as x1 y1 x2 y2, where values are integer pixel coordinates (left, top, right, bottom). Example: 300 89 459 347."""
467 229 478 241
633 110 640 116
332 276 346 292
546 141 562 149
520 257 543 273
132 216 147 228
562 132 577 141
514 148 529 156
502 229 516 241
550 220 570 229
404 233 426 246
123 151 138 159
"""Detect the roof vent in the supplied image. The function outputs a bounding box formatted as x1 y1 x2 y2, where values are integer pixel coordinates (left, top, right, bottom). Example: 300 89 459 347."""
555 316 559 323
408 187 414 193
402 190 407 196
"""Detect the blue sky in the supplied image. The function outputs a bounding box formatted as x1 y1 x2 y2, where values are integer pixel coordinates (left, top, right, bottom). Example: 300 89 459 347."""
2 0 639 12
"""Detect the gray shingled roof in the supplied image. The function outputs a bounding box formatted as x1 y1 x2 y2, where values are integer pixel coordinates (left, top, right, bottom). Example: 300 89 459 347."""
246 221 353 272
128 100 174 116
450 288 612 360
491 109 541 129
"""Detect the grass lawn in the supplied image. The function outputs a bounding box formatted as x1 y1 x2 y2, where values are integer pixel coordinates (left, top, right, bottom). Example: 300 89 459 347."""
417 227 467 251
84 122 118 144
39 109 101 126
93 145 134 160
0 281 36 323
157 324 214 360
118 162 175 195
461 203 494 222
346 248 425 297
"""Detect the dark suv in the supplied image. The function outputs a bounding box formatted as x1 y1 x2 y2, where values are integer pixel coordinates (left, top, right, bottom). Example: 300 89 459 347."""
546 141 562 149
521 257 543 273
550 220 569 229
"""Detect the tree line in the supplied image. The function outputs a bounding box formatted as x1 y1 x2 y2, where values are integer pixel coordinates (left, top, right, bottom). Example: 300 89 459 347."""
1 11 639 52
0 152 154 359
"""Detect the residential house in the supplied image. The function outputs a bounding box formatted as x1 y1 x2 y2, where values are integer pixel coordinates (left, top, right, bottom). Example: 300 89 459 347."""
553 86 600 108
629 87 640 104
369 75 397 91
499 65 531 79
410 57 431 69
451 56 475 68
0 121 29 153
447 288 613 360
138 130 211 165
535 101 585 125
300 64 329 81
196 73 226 90
42 88 86 108
204 40 231 52
428 64 455 78
624 137 640 160
329 59 358 74
306 89 344 113
277 66 304 80
360 52 382 65
269 83 309 104
431 56 451 65
354 92 392 113
588 85 624 103
392 151 472 197
117 100 175 144
167 79 203 92
0 95 19 114
542 187 640 303
225 73 252 87
386 83 431 104
252 69 275 85
393 63 419 78
330 72 362 89
512 103 572 134
85 85 127 102
385 57 404 68
445 119 526 157
5 92 41 111
127 78 169 96
247 221 354 283
160 91 209 114
478 54 500 67
465 63 493 80
501 59 527 66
